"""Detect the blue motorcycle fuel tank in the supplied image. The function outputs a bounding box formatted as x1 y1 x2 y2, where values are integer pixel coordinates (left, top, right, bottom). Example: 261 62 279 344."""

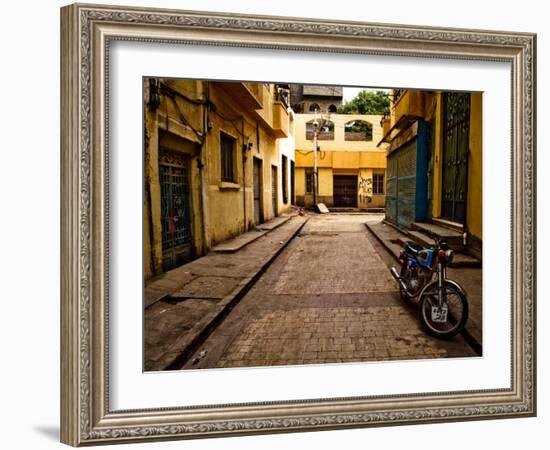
416 248 434 268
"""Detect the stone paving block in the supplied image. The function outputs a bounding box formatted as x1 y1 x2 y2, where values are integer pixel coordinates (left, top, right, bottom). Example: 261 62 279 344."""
274 230 398 295
181 214 478 371
172 276 242 299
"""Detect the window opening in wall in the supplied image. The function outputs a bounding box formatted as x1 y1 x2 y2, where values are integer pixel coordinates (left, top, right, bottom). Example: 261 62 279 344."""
345 120 373 141
373 173 385 194
220 132 236 182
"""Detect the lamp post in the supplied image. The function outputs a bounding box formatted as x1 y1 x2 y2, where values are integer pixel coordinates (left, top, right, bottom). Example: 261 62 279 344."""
312 118 319 206
311 108 331 207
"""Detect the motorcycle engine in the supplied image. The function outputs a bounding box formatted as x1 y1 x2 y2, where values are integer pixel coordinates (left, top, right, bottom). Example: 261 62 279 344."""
406 267 428 295
407 276 420 292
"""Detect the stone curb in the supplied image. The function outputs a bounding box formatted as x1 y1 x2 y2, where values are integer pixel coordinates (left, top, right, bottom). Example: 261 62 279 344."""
212 216 292 253
159 217 309 370
364 222 482 356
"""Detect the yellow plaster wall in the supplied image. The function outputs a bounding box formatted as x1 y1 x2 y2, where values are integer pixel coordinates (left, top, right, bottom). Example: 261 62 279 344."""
467 93 483 240
295 113 387 152
295 151 386 170
144 79 206 280
430 93 444 219
359 151 387 168
295 167 306 196
205 83 287 244
318 168 333 197
390 90 426 128
333 152 359 169
144 80 293 280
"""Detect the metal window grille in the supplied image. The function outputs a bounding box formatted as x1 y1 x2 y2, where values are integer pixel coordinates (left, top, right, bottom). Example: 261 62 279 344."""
159 162 192 270
373 174 385 194
220 132 235 182
305 168 315 194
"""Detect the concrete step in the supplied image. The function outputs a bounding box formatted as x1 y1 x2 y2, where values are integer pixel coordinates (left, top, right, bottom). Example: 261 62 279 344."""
432 217 464 233
211 229 267 253
401 232 480 267
411 222 464 248
406 230 437 249
449 253 482 268
408 228 463 252
256 216 290 231
212 216 293 253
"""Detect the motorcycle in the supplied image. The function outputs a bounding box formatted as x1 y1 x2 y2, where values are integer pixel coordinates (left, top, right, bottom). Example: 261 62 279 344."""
390 236 469 339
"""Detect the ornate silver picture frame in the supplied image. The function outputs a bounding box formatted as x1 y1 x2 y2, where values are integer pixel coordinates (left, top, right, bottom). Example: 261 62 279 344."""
60 3 536 446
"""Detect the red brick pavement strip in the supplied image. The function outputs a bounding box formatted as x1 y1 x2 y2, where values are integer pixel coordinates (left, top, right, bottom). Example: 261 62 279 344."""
145 215 309 371
217 306 470 368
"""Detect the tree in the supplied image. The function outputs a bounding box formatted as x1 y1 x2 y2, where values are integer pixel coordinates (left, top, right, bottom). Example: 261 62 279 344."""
338 90 390 115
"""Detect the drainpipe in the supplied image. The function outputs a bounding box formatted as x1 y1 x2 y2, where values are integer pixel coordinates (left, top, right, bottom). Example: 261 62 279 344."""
242 118 247 232
198 82 210 254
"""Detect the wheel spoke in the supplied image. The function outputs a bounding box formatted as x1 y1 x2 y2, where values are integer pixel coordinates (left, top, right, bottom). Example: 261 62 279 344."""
419 283 468 338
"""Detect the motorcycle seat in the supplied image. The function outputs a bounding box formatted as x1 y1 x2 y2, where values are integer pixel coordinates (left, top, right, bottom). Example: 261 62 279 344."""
405 241 424 256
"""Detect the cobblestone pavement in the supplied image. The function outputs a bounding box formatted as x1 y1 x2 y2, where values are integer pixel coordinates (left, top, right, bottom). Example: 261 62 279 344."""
144 215 307 371
182 214 477 370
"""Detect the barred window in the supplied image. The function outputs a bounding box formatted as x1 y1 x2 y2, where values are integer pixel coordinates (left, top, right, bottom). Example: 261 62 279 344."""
220 132 235 182
305 168 316 194
373 174 385 194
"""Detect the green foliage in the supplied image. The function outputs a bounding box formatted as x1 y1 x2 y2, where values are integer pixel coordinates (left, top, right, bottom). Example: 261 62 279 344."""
345 120 373 140
345 121 372 132
338 90 390 115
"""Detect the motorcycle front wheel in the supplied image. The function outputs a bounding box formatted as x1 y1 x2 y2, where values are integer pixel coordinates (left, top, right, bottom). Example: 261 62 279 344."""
418 281 469 339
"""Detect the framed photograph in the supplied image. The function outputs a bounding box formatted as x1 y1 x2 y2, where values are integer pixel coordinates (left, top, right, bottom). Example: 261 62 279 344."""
60 3 536 446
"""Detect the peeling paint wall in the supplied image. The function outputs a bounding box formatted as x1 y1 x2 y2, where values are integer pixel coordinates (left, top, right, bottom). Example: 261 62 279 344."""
143 80 294 281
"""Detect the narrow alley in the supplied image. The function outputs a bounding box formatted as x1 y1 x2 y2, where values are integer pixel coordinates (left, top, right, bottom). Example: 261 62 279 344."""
177 213 477 370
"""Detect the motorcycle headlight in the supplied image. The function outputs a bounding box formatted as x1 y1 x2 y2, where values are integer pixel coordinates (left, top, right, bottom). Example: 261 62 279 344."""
445 249 454 264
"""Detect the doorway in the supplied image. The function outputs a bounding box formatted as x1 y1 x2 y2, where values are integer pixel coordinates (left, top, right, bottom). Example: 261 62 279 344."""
333 175 358 207
441 92 470 224
159 150 192 271
253 157 263 225
271 165 278 217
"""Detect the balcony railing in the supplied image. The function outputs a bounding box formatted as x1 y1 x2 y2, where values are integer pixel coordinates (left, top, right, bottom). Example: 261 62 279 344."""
275 85 290 109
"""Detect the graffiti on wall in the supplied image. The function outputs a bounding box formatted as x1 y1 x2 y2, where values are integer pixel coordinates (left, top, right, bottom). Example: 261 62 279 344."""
358 175 372 204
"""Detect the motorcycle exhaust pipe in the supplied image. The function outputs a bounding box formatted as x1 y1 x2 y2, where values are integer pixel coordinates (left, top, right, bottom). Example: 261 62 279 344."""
390 267 410 294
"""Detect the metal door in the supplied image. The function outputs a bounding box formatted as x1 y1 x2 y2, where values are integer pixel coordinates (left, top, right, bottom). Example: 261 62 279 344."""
333 175 358 207
159 151 192 271
290 160 295 204
271 165 278 217
441 92 470 224
253 158 262 225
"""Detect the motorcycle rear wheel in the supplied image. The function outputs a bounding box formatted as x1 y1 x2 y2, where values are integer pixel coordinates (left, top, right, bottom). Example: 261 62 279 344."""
418 281 468 339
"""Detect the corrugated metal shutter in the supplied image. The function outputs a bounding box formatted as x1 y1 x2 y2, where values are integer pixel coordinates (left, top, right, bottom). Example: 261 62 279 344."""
396 139 417 227
386 155 398 223
385 138 418 228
